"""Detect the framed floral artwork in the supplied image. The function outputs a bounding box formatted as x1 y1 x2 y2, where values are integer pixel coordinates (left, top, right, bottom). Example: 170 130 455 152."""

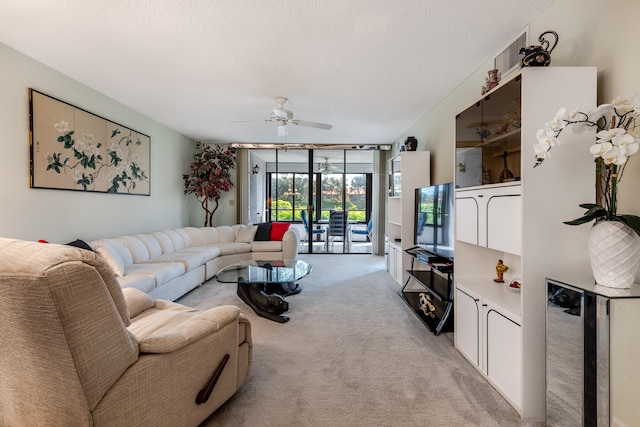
29 89 150 195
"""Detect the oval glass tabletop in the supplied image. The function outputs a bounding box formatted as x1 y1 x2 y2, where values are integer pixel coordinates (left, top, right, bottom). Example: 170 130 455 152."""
215 259 312 284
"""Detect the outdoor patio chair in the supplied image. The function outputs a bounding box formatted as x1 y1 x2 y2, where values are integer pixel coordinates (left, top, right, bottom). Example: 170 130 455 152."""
349 217 373 246
326 210 348 250
301 209 325 247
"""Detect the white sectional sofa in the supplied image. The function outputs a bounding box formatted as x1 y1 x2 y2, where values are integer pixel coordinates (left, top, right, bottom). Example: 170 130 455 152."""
89 224 300 301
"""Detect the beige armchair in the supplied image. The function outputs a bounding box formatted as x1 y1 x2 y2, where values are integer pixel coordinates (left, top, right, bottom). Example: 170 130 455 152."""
0 238 252 426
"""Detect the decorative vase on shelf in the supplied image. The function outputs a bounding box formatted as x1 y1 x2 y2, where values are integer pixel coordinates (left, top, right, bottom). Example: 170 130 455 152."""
588 220 640 289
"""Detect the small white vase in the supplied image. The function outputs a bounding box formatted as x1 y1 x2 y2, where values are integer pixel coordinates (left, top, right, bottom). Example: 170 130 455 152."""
588 220 640 289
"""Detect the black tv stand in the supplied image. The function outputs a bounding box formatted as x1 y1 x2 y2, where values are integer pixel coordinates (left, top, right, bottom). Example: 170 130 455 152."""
398 247 454 335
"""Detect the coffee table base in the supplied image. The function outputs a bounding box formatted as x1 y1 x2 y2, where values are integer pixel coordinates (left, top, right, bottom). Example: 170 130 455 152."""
265 281 301 297
237 280 292 323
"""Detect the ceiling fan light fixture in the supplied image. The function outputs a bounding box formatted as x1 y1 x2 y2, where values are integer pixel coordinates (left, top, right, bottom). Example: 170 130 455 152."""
233 96 333 136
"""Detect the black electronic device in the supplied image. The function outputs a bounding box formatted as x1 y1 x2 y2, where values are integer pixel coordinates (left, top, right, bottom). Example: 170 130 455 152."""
414 182 454 261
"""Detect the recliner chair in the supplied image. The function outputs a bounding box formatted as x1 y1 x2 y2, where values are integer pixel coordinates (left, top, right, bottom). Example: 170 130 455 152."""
0 238 252 426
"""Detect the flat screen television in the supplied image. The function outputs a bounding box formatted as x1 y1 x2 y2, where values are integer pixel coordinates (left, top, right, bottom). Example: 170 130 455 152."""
415 182 454 261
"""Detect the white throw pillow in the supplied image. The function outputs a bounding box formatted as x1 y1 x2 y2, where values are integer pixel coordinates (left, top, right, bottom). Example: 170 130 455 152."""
236 225 258 243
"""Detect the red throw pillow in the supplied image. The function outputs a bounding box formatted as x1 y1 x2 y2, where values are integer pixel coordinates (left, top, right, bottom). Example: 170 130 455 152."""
270 222 290 241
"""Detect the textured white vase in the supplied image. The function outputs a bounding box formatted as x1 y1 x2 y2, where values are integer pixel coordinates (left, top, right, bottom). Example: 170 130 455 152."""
588 220 640 288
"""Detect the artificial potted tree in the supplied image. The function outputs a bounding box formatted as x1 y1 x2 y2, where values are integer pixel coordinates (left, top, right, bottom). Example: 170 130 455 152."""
183 142 237 227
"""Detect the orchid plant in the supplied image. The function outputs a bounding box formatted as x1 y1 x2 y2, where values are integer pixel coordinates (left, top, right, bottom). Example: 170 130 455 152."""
534 95 640 236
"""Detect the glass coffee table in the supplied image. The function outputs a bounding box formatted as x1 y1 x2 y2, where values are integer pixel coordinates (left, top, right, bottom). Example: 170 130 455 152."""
215 259 312 323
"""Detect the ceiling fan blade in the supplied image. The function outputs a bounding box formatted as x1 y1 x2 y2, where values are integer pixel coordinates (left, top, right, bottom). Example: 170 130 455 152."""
292 120 332 130
230 119 271 124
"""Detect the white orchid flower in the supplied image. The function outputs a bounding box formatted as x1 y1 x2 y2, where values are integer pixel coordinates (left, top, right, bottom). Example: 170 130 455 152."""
611 97 634 115
82 133 94 143
596 128 626 142
590 142 613 158
54 121 69 133
549 108 567 131
536 125 560 149
534 144 551 161
565 108 582 121
588 103 614 123
629 94 640 112
612 133 639 156
627 128 640 145
601 147 627 165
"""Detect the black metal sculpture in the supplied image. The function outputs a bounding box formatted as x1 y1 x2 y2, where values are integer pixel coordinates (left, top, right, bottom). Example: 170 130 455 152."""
237 278 290 323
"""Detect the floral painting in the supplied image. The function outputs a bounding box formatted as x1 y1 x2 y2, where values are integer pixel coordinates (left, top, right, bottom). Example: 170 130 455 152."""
29 89 150 195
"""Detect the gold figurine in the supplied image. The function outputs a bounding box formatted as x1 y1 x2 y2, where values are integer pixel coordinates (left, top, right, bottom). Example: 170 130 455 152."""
494 259 509 283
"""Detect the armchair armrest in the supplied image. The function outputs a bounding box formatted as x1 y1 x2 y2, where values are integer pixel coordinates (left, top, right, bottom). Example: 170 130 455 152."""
138 305 241 353
122 287 155 319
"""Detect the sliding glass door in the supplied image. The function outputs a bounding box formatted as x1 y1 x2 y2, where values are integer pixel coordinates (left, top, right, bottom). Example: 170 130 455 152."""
248 148 373 254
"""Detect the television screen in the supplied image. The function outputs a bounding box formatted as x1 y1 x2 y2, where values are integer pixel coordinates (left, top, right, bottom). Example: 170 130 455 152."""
415 182 454 260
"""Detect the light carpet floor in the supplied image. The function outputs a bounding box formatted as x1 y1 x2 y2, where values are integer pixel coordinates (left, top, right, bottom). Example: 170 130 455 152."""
177 254 526 426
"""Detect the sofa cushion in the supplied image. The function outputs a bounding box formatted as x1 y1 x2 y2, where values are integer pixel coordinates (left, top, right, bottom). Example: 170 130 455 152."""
140 249 216 272
174 228 191 247
200 227 220 245
92 239 133 266
210 242 252 256
180 227 205 246
270 222 290 241
94 243 125 277
115 274 156 293
236 225 257 243
161 230 186 250
134 234 163 258
253 222 272 241
125 262 186 288
117 236 151 263
250 240 284 253
121 287 155 318
217 226 236 243
151 232 175 254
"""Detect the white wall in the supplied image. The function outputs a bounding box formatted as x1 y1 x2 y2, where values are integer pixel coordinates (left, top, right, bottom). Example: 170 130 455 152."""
397 0 640 221
0 42 195 243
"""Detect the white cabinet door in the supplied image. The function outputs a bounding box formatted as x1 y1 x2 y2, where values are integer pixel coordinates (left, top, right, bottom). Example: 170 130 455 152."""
486 194 522 255
388 244 397 282
455 283 482 366
388 243 403 284
455 194 479 245
456 185 521 255
484 300 522 409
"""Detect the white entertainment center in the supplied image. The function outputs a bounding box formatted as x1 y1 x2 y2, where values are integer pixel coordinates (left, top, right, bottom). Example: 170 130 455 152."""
453 67 596 421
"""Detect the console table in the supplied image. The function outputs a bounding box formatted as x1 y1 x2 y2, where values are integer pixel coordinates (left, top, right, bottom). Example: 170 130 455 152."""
399 247 453 335
546 276 640 426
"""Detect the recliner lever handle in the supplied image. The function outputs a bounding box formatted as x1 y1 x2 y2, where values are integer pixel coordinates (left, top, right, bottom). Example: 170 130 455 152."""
196 353 230 404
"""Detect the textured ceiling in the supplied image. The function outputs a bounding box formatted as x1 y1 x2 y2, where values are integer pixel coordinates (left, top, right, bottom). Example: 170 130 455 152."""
0 0 553 146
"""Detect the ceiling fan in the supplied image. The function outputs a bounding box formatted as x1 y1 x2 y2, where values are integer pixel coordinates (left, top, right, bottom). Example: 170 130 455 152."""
318 157 341 174
232 97 333 136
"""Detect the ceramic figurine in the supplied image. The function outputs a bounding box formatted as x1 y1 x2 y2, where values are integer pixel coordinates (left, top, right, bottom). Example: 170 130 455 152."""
481 69 501 95
520 30 558 67
404 136 417 151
